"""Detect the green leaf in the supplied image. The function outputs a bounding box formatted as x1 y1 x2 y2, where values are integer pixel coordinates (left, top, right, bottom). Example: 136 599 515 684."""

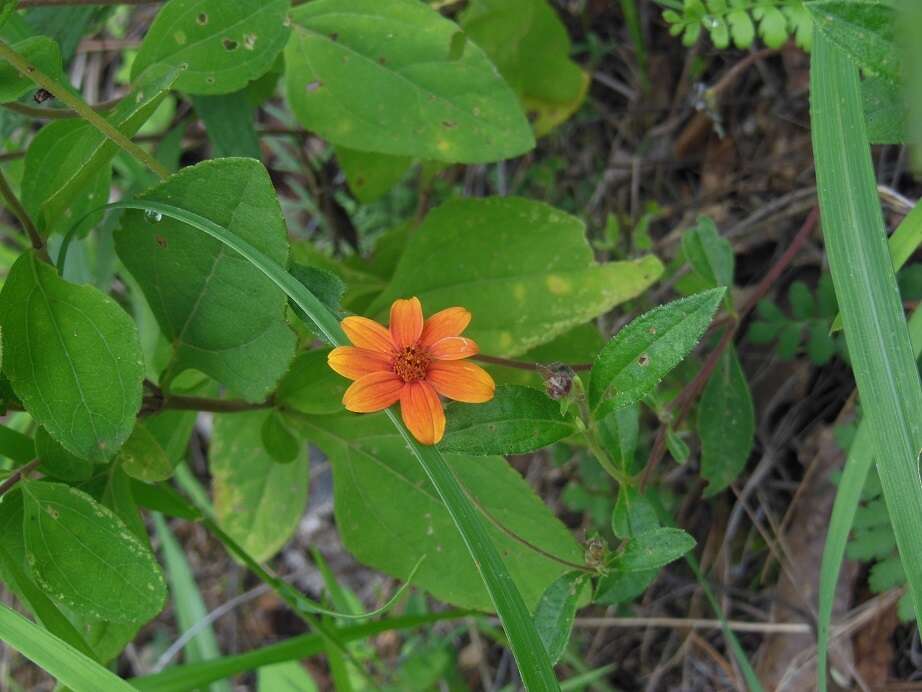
285 0 535 163
117 423 174 483
460 0 588 136
589 288 724 419
682 217 734 288
211 411 308 562
132 0 291 95
276 349 347 415
811 29 922 661
21 480 166 623
0 424 34 464
258 662 318 691
533 571 583 664
0 601 135 692
615 527 695 572
863 76 907 144
369 197 663 357
335 146 412 203
808 0 899 82
190 91 261 158
0 252 144 463
698 347 755 496
288 265 345 329
611 486 659 539
295 412 583 611
114 158 296 402
594 568 656 605
0 36 62 102
261 410 301 464
35 427 92 482
598 405 640 472
22 65 177 235
440 385 577 455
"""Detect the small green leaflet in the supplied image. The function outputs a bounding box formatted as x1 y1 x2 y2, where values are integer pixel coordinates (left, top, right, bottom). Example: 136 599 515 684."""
116 424 174 483
611 486 659 539
589 288 725 419
285 0 535 163
698 347 755 496
21 481 166 623
335 146 412 203
0 253 144 463
532 571 584 664
681 217 733 288
132 0 291 95
276 349 348 416
614 527 696 572
440 385 577 456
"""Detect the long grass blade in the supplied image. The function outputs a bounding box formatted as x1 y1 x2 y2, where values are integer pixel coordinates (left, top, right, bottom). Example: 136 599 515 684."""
817 308 922 689
102 199 561 690
811 26 922 650
0 602 135 691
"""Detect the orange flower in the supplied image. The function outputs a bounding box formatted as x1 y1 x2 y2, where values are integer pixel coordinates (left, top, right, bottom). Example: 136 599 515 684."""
328 297 495 445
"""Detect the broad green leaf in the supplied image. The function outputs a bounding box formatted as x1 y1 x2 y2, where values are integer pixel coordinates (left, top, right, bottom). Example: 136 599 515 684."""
115 158 296 402
681 217 733 288
335 146 412 203
615 527 695 572
368 197 663 357
0 252 144 463
594 569 656 605
490 323 604 389
0 36 62 101
295 412 584 611
460 0 588 136
589 289 724 419
288 265 345 329
0 602 135 692
276 349 347 415
211 411 308 562
440 385 577 455
22 65 177 235
285 0 535 163
35 427 92 482
611 487 659 539
21 480 166 623
698 347 755 496
190 92 261 158
863 76 907 144
0 424 34 463
808 1 899 82
117 423 173 483
532 571 583 664
132 0 291 95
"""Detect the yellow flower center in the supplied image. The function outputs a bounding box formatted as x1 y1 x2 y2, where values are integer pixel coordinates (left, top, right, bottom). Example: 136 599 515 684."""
393 346 431 383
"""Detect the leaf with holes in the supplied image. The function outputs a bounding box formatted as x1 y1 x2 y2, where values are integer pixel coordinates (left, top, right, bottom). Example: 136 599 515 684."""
114 158 296 402
132 0 291 95
21 481 166 623
285 0 534 163
0 253 144 463
589 289 724 419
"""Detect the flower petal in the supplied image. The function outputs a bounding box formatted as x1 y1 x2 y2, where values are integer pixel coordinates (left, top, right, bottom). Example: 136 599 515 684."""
389 297 424 349
342 372 404 412
428 336 479 361
427 360 495 403
328 346 394 381
420 307 471 348
400 381 445 445
341 316 396 354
